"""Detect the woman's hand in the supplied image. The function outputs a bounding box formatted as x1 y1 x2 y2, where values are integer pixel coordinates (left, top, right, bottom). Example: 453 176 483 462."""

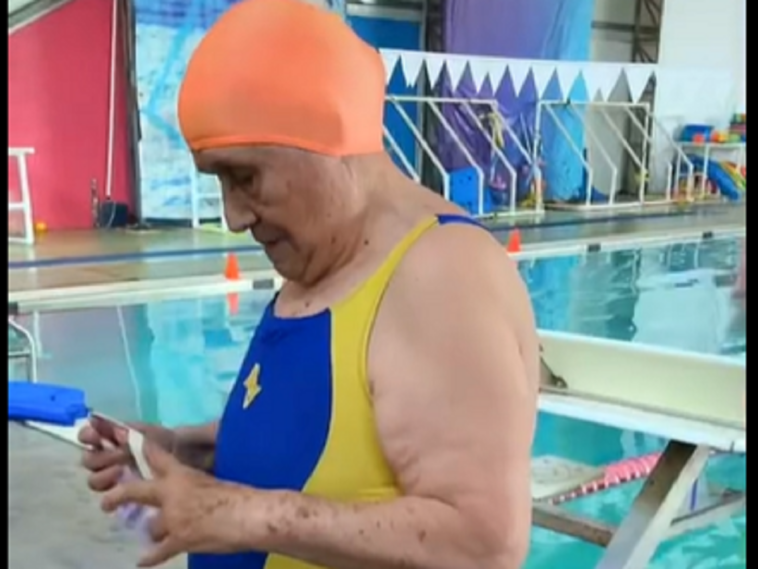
101 441 250 567
79 419 177 493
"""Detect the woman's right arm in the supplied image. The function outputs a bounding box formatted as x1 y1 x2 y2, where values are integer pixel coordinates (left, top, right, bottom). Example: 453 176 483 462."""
173 421 219 472
175 421 219 444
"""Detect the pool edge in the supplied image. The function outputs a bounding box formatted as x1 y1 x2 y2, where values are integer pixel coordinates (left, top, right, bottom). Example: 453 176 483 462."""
10 226 745 313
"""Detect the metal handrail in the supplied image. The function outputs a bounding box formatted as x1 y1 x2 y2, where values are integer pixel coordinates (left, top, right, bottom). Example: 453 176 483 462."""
386 97 451 202
8 317 38 382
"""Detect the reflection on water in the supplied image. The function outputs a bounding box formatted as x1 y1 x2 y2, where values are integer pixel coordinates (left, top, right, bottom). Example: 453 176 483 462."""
521 237 744 352
14 237 746 568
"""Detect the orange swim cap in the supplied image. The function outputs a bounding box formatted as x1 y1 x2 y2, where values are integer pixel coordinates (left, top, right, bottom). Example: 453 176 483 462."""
178 0 386 157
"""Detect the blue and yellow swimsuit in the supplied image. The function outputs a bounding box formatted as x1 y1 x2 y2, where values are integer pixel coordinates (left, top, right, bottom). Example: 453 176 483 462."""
189 214 480 569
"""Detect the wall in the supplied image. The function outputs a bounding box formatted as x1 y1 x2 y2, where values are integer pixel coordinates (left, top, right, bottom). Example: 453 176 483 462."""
591 0 635 61
8 0 133 231
651 0 744 186
348 3 423 171
585 0 635 197
658 0 744 119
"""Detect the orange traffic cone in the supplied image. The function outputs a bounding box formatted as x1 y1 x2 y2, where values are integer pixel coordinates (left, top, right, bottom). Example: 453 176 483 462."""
224 253 240 280
506 229 522 253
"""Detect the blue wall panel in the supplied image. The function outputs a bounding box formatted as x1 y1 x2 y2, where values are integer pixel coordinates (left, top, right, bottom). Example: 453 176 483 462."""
349 15 421 170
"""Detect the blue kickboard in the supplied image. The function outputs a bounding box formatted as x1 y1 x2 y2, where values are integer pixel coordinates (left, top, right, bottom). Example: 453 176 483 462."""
8 382 89 426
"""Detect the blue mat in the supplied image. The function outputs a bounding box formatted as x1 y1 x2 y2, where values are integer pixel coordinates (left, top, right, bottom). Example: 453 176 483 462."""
8 382 89 426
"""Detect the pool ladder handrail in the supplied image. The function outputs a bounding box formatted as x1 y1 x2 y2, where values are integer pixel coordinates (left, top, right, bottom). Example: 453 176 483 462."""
8 317 38 383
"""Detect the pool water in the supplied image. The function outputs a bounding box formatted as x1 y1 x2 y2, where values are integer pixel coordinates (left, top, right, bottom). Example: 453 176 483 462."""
14 237 746 567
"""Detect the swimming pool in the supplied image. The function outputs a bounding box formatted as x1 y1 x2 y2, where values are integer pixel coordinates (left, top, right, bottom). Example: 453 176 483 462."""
10 235 746 567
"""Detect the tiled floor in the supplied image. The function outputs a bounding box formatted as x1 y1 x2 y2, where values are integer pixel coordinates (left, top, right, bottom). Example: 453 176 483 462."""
9 425 186 569
8 226 252 264
8 204 746 293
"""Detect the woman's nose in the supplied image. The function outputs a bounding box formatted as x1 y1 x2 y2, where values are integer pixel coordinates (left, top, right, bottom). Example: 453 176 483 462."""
222 192 258 232
224 207 258 232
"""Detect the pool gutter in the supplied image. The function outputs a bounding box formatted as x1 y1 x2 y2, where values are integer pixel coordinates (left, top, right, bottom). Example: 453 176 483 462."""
10 225 745 313
9 271 283 313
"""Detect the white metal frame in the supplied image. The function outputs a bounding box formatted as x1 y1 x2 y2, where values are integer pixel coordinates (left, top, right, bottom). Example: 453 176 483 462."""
189 168 227 231
562 104 621 203
8 317 38 382
677 142 747 200
535 101 696 210
386 95 544 218
8 147 35 245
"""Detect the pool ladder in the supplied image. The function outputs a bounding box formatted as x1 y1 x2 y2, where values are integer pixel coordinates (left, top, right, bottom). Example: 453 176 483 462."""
8 318 38 383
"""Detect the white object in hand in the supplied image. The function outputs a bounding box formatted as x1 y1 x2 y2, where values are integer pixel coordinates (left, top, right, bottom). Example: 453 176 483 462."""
115 429 157 544
128 429 154 480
